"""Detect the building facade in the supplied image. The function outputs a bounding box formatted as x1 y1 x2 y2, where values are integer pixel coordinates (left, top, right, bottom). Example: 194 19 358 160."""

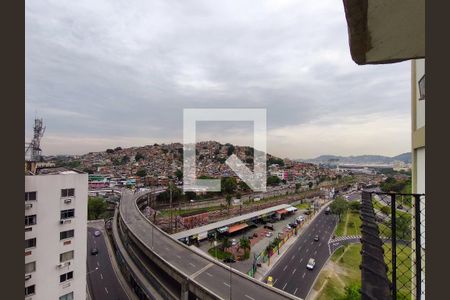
25 168 88 300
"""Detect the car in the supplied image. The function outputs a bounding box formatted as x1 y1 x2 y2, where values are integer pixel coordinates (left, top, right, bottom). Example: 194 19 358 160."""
296 215 305 223
264 224 274 230
304 210 311 215
325 207 331 215
285 224 292 230
314 235 319 241
94 230 101 237
253 232 258 238
223 257 236 263
397 204 404 209
231 239 238 246
306 258 316 270
289 223 298 228
91 248 98 255
265 231 273 237
266 276 274 287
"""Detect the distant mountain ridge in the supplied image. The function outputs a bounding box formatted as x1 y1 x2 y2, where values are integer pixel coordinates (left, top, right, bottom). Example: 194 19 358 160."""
300 152 411 165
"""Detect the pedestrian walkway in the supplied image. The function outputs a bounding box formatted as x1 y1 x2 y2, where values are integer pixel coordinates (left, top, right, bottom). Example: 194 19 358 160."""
329 235 361 243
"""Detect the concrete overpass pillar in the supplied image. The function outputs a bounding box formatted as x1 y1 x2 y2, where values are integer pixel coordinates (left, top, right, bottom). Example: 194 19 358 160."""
181 280 189 300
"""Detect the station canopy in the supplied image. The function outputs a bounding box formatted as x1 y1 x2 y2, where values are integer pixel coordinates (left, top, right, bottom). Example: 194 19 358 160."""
228 223 249 234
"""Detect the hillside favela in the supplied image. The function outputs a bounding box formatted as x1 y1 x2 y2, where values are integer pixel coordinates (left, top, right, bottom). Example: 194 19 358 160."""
25 1 424 300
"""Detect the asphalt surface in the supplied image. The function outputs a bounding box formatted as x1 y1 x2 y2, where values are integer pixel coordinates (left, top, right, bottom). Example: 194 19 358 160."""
87 227 129 300
120 189 299 300
266 208 339 299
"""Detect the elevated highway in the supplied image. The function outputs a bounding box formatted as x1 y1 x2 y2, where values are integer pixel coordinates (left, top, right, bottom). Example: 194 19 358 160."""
114 188 302 300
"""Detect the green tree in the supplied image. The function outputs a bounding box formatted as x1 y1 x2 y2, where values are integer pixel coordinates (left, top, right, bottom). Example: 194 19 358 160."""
227 144 235 156
239 237 251 258
136 169 147 177
222 177 237 194
349 201 361 211
239 181 250 192
121 155 130 164
114 147 122 151
88 197 107 220
135 152 144 161
222 237 231 250
267 176 281 186
308 181 314 189
106 148 114 154
380 205 390 215
338 284 361 300
226 194 232 215
330 197 348 221
175 169 183 181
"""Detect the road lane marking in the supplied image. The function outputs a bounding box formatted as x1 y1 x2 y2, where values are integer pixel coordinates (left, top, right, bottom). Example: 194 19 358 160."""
282 283 287 290
319 243 322 247
245 295 256 300
100 273 103 280
292 268 296 275
306 248 309 253
223 282 230 287
294 288 298 295
300 258 303 263
189 263 196 267
291 255 295 260
314 250 317 255
104 287 109 294
283 265 288 271
96 261 100 267
274 278 278 284
206 272 213 277
302 272 306 278
298 246 301 251
176 255 181 259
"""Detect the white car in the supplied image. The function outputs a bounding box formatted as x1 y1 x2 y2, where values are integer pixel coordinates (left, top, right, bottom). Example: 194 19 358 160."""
286 224 292 230
265 232 273 237
231 239 238 246
306 258 316 270
94 230 101 237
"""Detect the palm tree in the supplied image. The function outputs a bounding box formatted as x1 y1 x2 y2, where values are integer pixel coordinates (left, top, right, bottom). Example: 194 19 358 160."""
239 237 251 257
222 237 231 251
226 194 232 215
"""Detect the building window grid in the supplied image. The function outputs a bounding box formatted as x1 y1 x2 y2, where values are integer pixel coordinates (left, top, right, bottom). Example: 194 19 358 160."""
25 238 36 249
25 191 37 201
25 215 37 226
60 229 75 240
60 250 74 263
25 285 35 296
25 261 36 274
59 292 74 300
60 271 74 283
61 188 75 197
60 209 75 219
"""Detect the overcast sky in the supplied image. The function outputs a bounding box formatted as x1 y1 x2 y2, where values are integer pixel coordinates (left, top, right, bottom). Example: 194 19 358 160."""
26 0 411 159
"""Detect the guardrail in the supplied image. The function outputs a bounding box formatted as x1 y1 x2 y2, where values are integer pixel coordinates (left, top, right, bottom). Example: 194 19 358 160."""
117 188 302 300
360 191 425 300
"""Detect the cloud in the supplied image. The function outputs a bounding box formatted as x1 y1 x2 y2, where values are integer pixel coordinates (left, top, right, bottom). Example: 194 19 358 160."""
26 0 411 157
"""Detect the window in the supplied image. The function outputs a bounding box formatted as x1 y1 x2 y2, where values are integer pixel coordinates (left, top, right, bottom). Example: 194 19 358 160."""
418 74 425 100
60 250 74 262
25 285 35 296
25 215 37 226
25 261 36 274
59 292 74 300
25 238 36 249
25 191 37 201
61 188 75 197
61 209 75 219
60 271 73 283
60 230 75 240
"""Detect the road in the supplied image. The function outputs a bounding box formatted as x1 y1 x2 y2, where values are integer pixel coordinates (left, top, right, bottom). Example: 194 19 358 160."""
87 227 129 300
266 208 339 299
120 189 299 300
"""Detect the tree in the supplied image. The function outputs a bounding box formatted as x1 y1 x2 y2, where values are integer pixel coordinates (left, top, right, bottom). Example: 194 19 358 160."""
82 168 95 174
135 152 144 161
338 284 361 300
330 197 348 221
114 147 122 151
239 237 251 258
348 201 361 211
227 145 235 156
106 148 115 154
308 181 314 189
88 197 107 220
267 175 281 186
136 169 147 177
175 169 183 181
121 155 130 164
239 181 250 192
222 237 231 250
222 177 237 194
226 194 232 215
295 183 301 191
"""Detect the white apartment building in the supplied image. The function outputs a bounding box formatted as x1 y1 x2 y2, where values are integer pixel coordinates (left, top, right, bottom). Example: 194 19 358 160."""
25 166 88 300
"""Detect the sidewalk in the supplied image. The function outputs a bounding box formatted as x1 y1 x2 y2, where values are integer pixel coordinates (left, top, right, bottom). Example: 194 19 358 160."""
254 201 332 281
